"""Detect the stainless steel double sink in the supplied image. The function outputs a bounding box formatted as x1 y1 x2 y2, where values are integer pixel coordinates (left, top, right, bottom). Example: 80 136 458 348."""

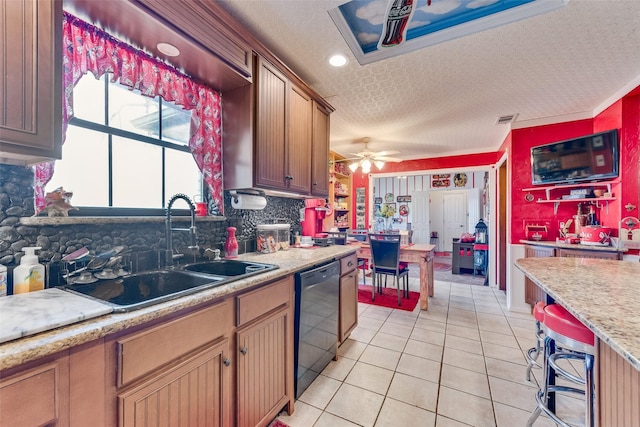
63 260 278 312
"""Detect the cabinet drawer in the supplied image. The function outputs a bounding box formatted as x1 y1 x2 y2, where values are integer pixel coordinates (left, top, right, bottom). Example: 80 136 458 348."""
340 253 358 275
237 276 292 327
117 300 232 387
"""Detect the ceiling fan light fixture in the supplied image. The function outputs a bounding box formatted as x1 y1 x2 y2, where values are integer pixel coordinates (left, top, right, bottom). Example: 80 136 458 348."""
361 158 372 173
374 160 385 170
348 162 359 172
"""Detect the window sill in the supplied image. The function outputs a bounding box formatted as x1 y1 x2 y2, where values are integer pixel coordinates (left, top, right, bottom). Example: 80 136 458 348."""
19 215 227 226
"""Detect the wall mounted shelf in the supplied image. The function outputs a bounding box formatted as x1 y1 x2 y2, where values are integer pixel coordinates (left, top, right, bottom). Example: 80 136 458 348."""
522 181 618 214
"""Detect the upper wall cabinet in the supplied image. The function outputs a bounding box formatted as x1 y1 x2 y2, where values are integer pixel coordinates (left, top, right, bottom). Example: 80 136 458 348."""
0 0 62 166
224 55 331 197
311 102 331 197
255 57 312 194
132 0 252 81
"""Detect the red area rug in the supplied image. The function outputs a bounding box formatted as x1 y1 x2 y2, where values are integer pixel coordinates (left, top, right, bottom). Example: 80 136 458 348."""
358 284 419 312
268 420 290 427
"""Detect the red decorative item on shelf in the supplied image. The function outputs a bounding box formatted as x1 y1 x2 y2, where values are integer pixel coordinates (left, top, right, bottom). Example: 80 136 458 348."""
225 227 238 258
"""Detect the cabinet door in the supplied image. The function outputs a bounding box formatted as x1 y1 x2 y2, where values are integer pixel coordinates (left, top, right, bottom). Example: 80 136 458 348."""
0 0 62 164
255 57 287 190
119 339 231 427
524 245 555 306
339 270 358 343
287 84 313 194
237 308 289 427
0 356 69 427
311 102 330 197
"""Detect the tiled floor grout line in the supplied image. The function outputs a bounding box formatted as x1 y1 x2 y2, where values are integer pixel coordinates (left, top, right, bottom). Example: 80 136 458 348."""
280 275 584 426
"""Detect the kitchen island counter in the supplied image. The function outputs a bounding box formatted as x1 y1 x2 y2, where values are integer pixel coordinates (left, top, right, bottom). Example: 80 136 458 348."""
0 245 358 371
515 257 640 369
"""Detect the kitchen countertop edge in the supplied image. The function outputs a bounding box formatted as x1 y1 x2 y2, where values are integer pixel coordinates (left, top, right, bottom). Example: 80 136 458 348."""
515 257 640 371
519 239 627 252
0 245 358 371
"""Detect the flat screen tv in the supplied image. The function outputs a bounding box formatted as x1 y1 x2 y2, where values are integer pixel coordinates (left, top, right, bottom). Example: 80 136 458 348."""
530 129 619 185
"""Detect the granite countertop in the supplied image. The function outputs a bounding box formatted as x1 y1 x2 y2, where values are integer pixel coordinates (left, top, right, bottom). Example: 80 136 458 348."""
520 239 627 253
0 245 358 371
515 257 640 370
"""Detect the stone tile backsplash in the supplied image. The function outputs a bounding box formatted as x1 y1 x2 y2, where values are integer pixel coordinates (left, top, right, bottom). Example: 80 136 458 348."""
0 164 307 290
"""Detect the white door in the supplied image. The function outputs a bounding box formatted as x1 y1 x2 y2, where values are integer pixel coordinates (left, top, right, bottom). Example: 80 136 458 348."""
442 191 468 252
411 191 430 244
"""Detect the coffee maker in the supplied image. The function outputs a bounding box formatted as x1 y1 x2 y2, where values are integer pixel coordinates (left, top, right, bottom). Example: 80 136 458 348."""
301 199 331 238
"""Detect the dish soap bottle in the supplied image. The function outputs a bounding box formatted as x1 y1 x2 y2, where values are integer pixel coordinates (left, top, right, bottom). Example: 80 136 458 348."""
225 227 238 258
13 247 45 294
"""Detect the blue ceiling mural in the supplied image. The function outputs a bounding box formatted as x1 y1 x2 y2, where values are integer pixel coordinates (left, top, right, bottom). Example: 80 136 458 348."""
328 0 568 65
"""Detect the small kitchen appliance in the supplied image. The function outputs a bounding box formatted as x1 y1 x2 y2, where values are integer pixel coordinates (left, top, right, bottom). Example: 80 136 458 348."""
579 225 612 246
301 199 331 238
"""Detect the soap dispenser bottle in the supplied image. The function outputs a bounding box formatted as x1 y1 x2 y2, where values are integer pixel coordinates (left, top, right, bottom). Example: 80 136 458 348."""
225 227 238 258
13 247 45 294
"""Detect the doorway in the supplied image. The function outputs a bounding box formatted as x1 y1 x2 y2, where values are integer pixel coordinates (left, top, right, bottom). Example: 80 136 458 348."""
439 190 468 252
411 191 430 244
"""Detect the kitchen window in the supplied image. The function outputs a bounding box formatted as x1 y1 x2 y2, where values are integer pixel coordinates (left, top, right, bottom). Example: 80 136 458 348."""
46 74 201 210
35 12 224 216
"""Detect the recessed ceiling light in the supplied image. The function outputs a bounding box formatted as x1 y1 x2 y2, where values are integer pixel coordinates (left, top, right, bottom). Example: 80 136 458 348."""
329 54 347 67
157 42 180 57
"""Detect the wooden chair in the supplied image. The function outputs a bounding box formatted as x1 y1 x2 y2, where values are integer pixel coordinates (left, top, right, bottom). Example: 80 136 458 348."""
368 233 409 306
347 230 368 285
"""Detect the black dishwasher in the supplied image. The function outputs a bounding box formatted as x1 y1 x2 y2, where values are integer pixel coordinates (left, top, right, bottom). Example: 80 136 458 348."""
294 261 340 398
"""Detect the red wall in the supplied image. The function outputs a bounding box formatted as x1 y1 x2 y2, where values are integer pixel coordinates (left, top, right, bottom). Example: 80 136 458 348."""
509 119 594 242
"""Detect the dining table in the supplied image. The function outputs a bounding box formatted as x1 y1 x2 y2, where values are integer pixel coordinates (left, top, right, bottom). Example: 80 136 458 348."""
354 243 436 310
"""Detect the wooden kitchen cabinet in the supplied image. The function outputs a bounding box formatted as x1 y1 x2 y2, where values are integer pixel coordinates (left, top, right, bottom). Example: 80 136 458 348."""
0 0 62 165
0 354 70 427
287 84 313 194
235 276 294 427
116 301 234 427
254 57 314 194
311 102 331 197
556 248 622 260
339 253 359 343
524 245 554 306
119 339 231 427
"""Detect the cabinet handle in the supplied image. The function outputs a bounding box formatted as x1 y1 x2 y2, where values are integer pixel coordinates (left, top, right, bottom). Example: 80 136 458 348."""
240 347 248 355
223 358 231 367
347 261 353 267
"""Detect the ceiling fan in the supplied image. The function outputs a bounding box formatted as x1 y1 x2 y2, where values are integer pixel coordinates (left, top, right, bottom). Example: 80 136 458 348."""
335 137 403 173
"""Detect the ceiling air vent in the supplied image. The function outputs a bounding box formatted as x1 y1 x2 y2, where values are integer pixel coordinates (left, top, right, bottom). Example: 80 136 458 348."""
496 114 519 124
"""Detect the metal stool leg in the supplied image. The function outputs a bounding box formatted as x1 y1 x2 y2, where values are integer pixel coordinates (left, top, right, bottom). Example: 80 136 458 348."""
525 319 544 381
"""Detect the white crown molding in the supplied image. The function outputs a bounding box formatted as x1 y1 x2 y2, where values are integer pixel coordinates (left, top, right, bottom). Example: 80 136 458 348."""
510 111 593 130
593 74 640 116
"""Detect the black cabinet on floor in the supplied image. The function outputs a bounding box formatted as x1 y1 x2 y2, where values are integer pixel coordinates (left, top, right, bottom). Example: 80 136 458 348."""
452 241 475 274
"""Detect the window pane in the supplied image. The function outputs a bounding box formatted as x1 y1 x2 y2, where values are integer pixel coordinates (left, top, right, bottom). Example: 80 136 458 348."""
161 103 191 145
165 149 202 203
46 126 109 206
108 83 160 137
73 74 106 124
112 136 162 208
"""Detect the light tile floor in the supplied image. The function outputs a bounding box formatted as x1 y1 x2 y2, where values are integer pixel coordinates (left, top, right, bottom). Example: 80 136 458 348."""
277 272 586 427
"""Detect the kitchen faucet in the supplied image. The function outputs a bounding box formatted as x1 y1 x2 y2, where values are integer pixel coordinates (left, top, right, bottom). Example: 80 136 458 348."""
165 193 199 266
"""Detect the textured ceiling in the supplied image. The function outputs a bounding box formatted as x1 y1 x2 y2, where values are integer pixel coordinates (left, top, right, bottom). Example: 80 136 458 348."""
217 0 640 161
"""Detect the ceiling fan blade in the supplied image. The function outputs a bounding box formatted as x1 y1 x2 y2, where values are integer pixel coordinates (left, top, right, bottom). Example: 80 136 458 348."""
333 157 360 163
372 150 400 157
374 156 403 162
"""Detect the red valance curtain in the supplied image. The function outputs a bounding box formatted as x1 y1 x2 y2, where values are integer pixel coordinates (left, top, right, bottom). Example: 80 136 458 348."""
34 12 224 214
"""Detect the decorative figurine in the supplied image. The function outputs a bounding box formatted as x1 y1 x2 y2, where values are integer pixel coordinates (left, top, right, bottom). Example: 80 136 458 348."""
43 187 78 217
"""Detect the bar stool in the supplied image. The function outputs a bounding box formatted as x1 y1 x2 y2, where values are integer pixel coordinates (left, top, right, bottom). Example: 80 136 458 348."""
525 301 546 381
527 304 595 427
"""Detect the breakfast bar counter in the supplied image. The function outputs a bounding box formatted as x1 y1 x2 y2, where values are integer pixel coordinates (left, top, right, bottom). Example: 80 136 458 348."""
515 257 640 425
